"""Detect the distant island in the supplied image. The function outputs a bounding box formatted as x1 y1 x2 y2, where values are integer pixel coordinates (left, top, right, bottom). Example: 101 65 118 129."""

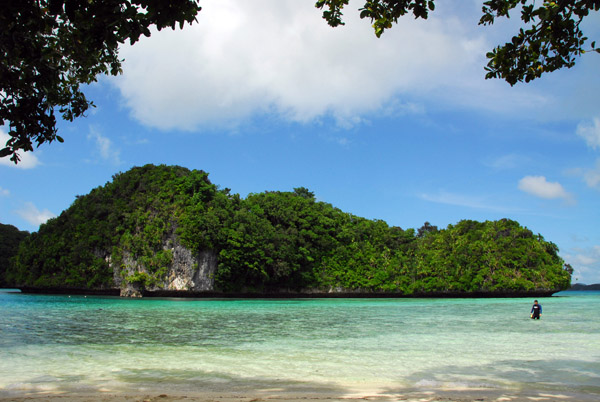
3 164 571 297
569 283 600 291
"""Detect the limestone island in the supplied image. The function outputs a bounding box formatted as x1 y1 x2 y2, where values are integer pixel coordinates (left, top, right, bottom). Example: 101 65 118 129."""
3 164 571 298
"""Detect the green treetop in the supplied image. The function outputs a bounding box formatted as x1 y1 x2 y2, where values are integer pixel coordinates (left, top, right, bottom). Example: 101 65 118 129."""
5 164 573 295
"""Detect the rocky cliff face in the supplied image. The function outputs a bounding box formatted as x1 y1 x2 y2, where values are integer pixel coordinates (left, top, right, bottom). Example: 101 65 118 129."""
114 235 217 297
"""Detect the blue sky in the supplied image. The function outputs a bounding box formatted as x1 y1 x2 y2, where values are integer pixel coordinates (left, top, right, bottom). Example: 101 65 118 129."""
1 0 599 283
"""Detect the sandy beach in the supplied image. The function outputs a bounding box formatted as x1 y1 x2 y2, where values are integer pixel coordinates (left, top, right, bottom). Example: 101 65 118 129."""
2 295 598 402
2 388 599 402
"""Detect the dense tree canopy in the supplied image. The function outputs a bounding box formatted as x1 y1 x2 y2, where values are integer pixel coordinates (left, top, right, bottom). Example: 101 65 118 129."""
317 0 600 85
6 164 572 294
0 223 30 287
0 0 200 163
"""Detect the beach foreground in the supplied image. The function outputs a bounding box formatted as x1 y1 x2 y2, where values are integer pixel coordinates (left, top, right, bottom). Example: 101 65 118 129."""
2 388 599 402
2 293 598 402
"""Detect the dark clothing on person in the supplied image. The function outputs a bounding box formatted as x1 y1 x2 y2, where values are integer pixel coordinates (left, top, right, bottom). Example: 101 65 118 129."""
531 303 542 319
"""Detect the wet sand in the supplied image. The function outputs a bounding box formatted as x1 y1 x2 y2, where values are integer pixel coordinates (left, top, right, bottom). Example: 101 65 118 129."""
1 389 598 402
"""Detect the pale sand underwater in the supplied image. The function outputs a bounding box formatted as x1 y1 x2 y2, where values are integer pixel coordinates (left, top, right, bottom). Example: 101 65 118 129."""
2 388 600 402
2 291 599 402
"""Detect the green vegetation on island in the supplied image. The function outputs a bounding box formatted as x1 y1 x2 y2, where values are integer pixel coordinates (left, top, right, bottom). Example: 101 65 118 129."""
5 164 571 295
0 223 29 287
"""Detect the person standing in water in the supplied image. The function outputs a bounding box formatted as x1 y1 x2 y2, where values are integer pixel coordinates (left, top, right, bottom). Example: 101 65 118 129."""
531 300 542 319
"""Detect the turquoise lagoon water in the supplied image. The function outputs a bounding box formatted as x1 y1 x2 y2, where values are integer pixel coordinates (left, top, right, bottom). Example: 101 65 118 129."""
0 289 599 397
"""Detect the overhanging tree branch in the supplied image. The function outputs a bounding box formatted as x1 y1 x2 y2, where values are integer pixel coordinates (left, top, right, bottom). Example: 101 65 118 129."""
0 0 201 163
317 0 599 85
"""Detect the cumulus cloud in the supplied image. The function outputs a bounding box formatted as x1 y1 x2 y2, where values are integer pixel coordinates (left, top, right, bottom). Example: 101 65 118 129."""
577 117 600 150
0 186 9 197
0 130 41 169
88 126 122 165
16 202 55 227
518 176 574 203
111 0 541 131
563 245 600 284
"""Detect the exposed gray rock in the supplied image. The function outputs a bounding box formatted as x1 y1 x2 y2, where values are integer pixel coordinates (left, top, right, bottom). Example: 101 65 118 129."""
120 283 143 298
111 230 217 297
163 248 217 292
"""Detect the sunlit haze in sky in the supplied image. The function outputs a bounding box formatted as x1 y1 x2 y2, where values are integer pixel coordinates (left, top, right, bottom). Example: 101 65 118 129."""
1 0 599 283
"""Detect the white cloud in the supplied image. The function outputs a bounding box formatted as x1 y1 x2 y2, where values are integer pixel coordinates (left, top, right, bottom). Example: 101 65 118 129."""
0 130 41 169
566 159 600 190
583 159 600 189
0 186 9 197
88 126 121 165
563 245 600 284
484 153 530 170
16 202 55 227
419 191 519 213
111 0 544 131
518 176 574 203
576 117 600 150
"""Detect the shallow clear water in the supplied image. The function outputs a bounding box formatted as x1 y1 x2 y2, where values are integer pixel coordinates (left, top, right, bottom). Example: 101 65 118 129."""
1 289 599 397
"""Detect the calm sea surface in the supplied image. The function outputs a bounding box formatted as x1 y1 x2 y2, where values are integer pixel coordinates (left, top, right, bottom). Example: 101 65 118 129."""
0 289 599 397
